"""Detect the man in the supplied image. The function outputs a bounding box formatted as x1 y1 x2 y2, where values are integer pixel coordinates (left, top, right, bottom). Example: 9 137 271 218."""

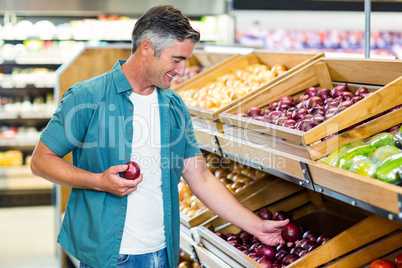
30 5 289 268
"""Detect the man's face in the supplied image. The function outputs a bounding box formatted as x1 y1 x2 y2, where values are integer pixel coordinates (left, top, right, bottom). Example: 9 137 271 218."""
146 39 195 89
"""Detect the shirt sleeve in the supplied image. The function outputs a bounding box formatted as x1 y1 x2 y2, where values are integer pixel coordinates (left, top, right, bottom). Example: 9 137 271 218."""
40 84 93 157
182 101 202 160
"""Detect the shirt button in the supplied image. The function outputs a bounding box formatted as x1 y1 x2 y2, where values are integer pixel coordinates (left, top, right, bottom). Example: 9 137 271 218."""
129 107 132 111
127 90 131 94
126 156 129 160
128 131 132 135
118 231 121 235
121 206 125 210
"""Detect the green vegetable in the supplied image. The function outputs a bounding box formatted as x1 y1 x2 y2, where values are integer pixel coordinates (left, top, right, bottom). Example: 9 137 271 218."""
394 132 402 150
373 153 402 184
336 145 377 170
370 146 400 163
368 132 395 148
349 157 377 177
324 141 365 166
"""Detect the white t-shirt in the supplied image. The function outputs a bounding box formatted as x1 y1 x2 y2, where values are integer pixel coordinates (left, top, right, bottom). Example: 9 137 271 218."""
120 88 165 254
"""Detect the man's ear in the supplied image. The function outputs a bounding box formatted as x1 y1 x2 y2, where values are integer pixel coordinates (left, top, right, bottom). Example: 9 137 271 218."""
140 39 153 56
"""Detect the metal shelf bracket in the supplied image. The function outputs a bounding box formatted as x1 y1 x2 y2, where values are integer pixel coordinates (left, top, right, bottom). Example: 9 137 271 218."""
299 161 316 191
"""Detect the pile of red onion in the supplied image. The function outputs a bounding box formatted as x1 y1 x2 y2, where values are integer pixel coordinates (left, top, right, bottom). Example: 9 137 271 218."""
215 208 331 267
238 83 372 132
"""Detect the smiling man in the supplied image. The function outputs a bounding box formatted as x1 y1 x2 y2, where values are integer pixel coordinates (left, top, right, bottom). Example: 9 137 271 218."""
30 5 289 268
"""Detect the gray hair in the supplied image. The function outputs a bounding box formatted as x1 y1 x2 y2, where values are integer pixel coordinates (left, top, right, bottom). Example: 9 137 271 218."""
131 5 200 57
133 29 176 58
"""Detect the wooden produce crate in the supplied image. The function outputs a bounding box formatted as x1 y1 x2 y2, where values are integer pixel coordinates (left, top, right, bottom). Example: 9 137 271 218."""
193 190 402 268
307 160 402 221
178 51 324 131
219 58 402 160
180 170 303 237
171 50 241 90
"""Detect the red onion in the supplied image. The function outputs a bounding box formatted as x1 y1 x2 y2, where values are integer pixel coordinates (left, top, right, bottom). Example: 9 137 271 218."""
268 110 283 120
299 250 310 257
215 232 226 240
338 100 353 109
306 96 324 109
352 96 363 103
247 107 262 118
340 91 354 101
227 240 241 248
301 114 313 121
331 83 350 98
276 116 289 125
309 106 325 116
283 254 300 265
269 102 279 110
248 252 261 260
312 114 325 123
355 86 370 97
254 116 263 121
333 96 343 103
325 101 339 110
257 257 273 268
278 98 295 107
278 96 294 102
296 100 308 109
295 94 310 104
272 210 289 221
261 115 273 123
250 242 261 253
305 86 319 97
258 208 273 220
290 247 304 255
258 245 276 261
276 244 290 255
364 92 374 98
317 235 330 245
317 88 331 100
275 252 285 262
283 119 297 127
324 97 334 104
261 109 271 116
292 108 309 120
276 103 292 112
298 120 319 132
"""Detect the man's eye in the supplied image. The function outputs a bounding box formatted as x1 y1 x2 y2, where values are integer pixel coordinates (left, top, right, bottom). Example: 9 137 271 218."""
174 60 180 63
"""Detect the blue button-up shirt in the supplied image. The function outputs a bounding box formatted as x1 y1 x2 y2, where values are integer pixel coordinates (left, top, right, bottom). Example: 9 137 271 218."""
40 60 201 268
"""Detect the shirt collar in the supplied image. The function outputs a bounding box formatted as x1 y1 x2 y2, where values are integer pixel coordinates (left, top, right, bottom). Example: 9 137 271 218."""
112 60 132 94
112 59 174 101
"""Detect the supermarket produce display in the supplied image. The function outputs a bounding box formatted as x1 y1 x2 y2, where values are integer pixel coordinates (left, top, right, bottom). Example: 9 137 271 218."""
237 83 376 132
213 206 334 267
324 129 402 185
174 53 402 267
175 51 324 122
53 45 401 267
179 62 288 111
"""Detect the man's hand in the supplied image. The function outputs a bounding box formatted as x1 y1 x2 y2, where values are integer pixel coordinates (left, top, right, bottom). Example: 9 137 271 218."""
254 219 291 247
98 164 143 197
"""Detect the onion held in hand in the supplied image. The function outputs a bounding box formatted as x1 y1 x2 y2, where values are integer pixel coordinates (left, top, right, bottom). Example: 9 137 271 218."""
123 161 141 180
281 222 302 242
